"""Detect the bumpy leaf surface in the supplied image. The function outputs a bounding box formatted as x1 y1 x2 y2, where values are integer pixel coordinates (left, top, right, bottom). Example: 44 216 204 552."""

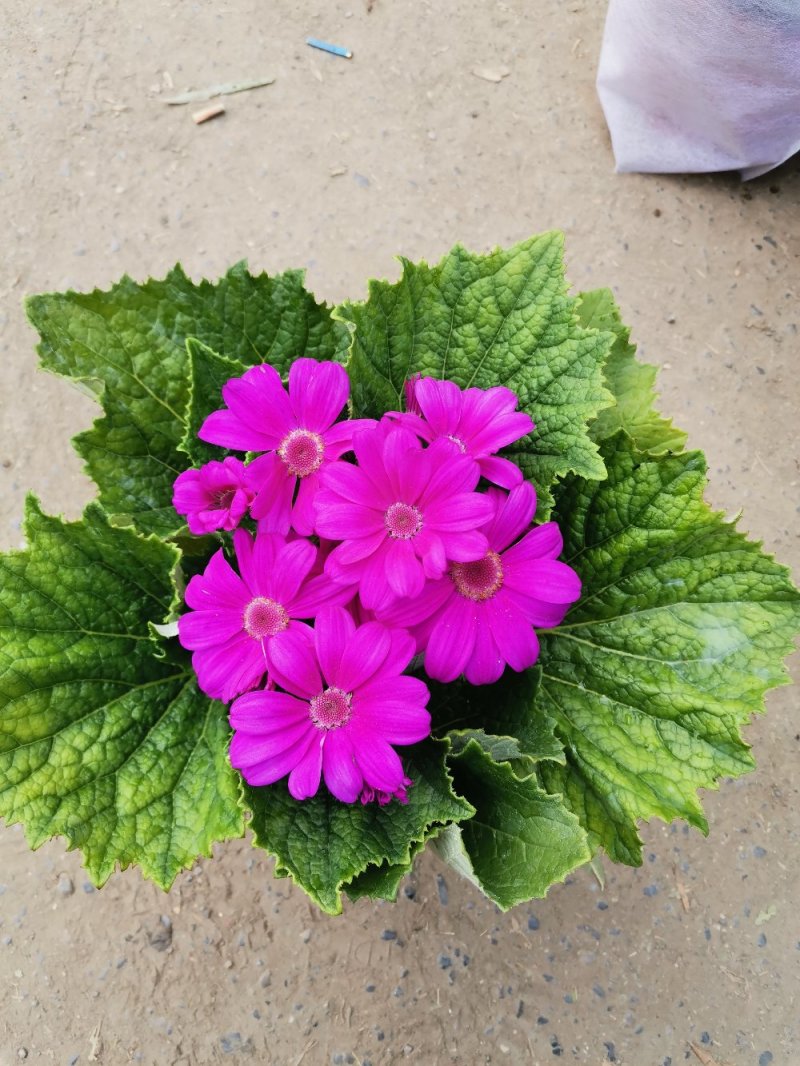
26 265 349 536
446 739 591 909
538 433 800 864
243 740 474 914
340 233 614 512
0 499 243 886
180 339 248 465
578 288 687 454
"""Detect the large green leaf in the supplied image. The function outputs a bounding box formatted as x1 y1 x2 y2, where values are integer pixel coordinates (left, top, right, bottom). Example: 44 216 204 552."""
444 739 591 909
339 233 614 513
578 288 687 455
26 264 350 537
429 669 565 767
538 433 800 864
180 339 248 465
0 499 243 887
243 740 474 914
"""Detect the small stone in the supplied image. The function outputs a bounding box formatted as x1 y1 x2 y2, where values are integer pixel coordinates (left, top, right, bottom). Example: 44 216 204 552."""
436 874 448 905
259 972 272 988
380 929 397 941
300 928 311 943
17 1050 28 1061
437 954 452 969
56 875 75 896
527 915 540 930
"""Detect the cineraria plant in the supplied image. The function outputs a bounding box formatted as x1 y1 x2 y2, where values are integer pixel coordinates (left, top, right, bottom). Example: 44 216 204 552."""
1 233 798 914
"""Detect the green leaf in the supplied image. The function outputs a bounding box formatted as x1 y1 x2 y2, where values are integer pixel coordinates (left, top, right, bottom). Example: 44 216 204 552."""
339 233 614 514
343 837 429 904
26 264 350 537
578 288 687 455
180 339 248 464
445 739 591 909
0 499 244 887
243 740 474 914
538 433 800 864
430 669 565 767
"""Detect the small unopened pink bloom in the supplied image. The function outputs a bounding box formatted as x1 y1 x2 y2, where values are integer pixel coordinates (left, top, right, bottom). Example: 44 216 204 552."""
396 377 534 489
178 529 353 702
360 776 413 806
377 481 581 686
315 426 495 612
229 606 431 802
197 359 373 536
172 457 253 535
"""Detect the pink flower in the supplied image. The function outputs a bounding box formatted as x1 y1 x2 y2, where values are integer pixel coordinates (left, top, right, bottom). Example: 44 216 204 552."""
178 528 354 702
197 359 374 536
315 426 495 612
377 481 581 685
228 606 431 802
172 457 254 535
395 377 535 489
360 777 413 806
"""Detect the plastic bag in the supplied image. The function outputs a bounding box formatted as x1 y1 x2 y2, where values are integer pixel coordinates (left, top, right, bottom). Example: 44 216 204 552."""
597 0 800 179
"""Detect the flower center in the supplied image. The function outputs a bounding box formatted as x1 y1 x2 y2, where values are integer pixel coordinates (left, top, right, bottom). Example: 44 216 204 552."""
450 551 504 602
278 428 325 478
213 488 237 510
309 686 352 730
445 433 467 453
243 597 289 639
384 502 424 540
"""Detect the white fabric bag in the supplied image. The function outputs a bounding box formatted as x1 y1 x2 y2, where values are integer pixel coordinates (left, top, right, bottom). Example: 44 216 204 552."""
597 0 800 179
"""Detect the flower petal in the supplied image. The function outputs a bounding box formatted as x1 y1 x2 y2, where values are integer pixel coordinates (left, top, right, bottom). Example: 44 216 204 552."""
485 594 540 672
192 634 266 702
352 736 405 793
266 626 321 698
314 605 357 686
322 731 363 803
288 734 324 799
463 613 506 685
197 408 276 452
478 455 524 490
248 453 295 533
385 538 425 600
235 729 316 788
184 549 250 611
484 482 536 553
270 538 317 604
288 358 349 432
178 608 244 650
424 493 495 533
504 557 581 604
337 621 392 690
229 690 309 731
324 418 379 458
291 472 320 536
424 597 478 682
222 363 294 439
354 677 431 744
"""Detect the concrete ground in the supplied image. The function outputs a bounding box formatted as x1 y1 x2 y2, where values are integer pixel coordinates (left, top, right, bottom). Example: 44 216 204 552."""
1 2 798 1064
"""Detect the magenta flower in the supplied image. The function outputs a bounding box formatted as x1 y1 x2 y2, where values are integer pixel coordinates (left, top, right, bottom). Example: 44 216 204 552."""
172 457 253 535
197 358 373 536
377 481 581 685
177 529 354 702
315 426 495 612
395 376 535 489
228 606 431 802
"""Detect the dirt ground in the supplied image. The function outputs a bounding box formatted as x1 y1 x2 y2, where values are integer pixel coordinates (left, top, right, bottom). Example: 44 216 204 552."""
1 2 799 1064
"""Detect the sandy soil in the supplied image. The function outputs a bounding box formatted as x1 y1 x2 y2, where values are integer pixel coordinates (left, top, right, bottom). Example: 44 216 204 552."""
1 2 799 1064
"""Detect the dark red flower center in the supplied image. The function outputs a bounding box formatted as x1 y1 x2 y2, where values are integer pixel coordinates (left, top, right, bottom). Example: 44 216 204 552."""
450 550 504 602
384 501 423 540
213 488 237 510
278 428 325 478
309 686 352 730
243 597 289 639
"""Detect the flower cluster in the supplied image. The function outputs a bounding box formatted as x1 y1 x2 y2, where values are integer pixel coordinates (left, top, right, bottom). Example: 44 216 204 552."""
174 359 581 804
